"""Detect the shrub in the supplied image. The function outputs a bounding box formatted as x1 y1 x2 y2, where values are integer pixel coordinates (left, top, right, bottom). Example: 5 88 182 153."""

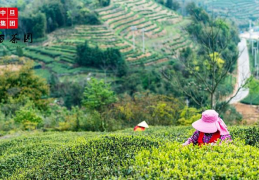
78 110 103 131
177 106 201 125
231 126 259 148
0 113 17 131
42 104 104 132
42 103 69 128
0 61 50 111
14 108 43 130
105 92 184 127
241 77 259 105
10 136 160 179
222 105 242 123
82 78 117 111
132 140 259 179
76 41 127 76
99 0 110 7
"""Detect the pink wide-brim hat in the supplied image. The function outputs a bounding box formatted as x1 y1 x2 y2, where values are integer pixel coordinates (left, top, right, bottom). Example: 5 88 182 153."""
192 109 230 135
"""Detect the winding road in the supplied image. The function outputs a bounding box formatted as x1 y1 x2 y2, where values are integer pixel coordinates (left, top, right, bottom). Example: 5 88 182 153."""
229 38 251 104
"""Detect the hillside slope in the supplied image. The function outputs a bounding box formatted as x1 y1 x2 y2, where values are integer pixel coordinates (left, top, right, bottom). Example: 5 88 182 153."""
1 0 193 81
176 0 259 28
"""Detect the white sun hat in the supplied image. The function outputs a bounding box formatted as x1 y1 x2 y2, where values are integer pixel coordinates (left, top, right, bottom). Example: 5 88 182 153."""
137 121 149 128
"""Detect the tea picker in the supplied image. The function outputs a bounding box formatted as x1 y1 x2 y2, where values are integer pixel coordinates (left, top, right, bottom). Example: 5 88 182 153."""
134 121 149 131
182 110 232 146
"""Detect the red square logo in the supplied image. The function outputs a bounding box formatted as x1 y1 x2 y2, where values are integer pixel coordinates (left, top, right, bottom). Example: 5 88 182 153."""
0 8 8 18
0 7 18 29
8 8 18 18
0 19 7 29
7 19 18 29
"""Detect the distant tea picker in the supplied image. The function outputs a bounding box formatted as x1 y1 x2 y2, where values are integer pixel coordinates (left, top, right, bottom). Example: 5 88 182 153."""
134 121 149 131
182 110 232 146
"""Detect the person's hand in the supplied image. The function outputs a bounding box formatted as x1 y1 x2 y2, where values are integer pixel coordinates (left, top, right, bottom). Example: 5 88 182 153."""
179 143 187 151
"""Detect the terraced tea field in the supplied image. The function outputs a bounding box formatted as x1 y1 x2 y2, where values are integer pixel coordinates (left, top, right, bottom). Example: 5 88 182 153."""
97 0 180 38
21 24 167 79
1 0 193 81
96 0 192 57
207 0 259 28
180 0 259 28
70 25 166 65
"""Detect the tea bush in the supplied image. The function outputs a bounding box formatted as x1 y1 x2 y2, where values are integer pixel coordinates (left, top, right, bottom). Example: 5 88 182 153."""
132 141 259 179
0 126 259 179
7 136 160 179
231 126 259 147
0 131 102 179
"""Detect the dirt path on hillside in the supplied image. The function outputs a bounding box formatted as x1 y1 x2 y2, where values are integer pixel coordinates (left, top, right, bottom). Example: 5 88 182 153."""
42 28 75 46
0 64 22 74
233 103 259 124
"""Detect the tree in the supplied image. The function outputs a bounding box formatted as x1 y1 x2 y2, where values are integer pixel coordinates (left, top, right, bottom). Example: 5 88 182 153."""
0 61 50 110
105 92 183 128
50 75 86 109
171 1 180 11
40 1 66 32
82 78 117 130
98 0 110 7
186 2 196 13
178 106 201 125
245 77 259 105
32 13 47 38
162 4 244 112
20 12 47 39
166 0 180 11
76 41 127 77
16 46 23 57
14 100 43 130
166 0 173 9
186 2 209 23
64 0 80 26
82 78 117 111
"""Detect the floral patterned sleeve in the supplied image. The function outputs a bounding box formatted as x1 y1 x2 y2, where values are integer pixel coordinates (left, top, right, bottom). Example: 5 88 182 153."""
220 134 232 142
182 130 199 145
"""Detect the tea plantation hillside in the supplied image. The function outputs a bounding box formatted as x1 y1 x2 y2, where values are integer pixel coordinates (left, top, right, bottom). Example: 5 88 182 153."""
1 126 259 179
1 0 192 82
205 0 259 28
178 0 259 28
96 0 192 59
